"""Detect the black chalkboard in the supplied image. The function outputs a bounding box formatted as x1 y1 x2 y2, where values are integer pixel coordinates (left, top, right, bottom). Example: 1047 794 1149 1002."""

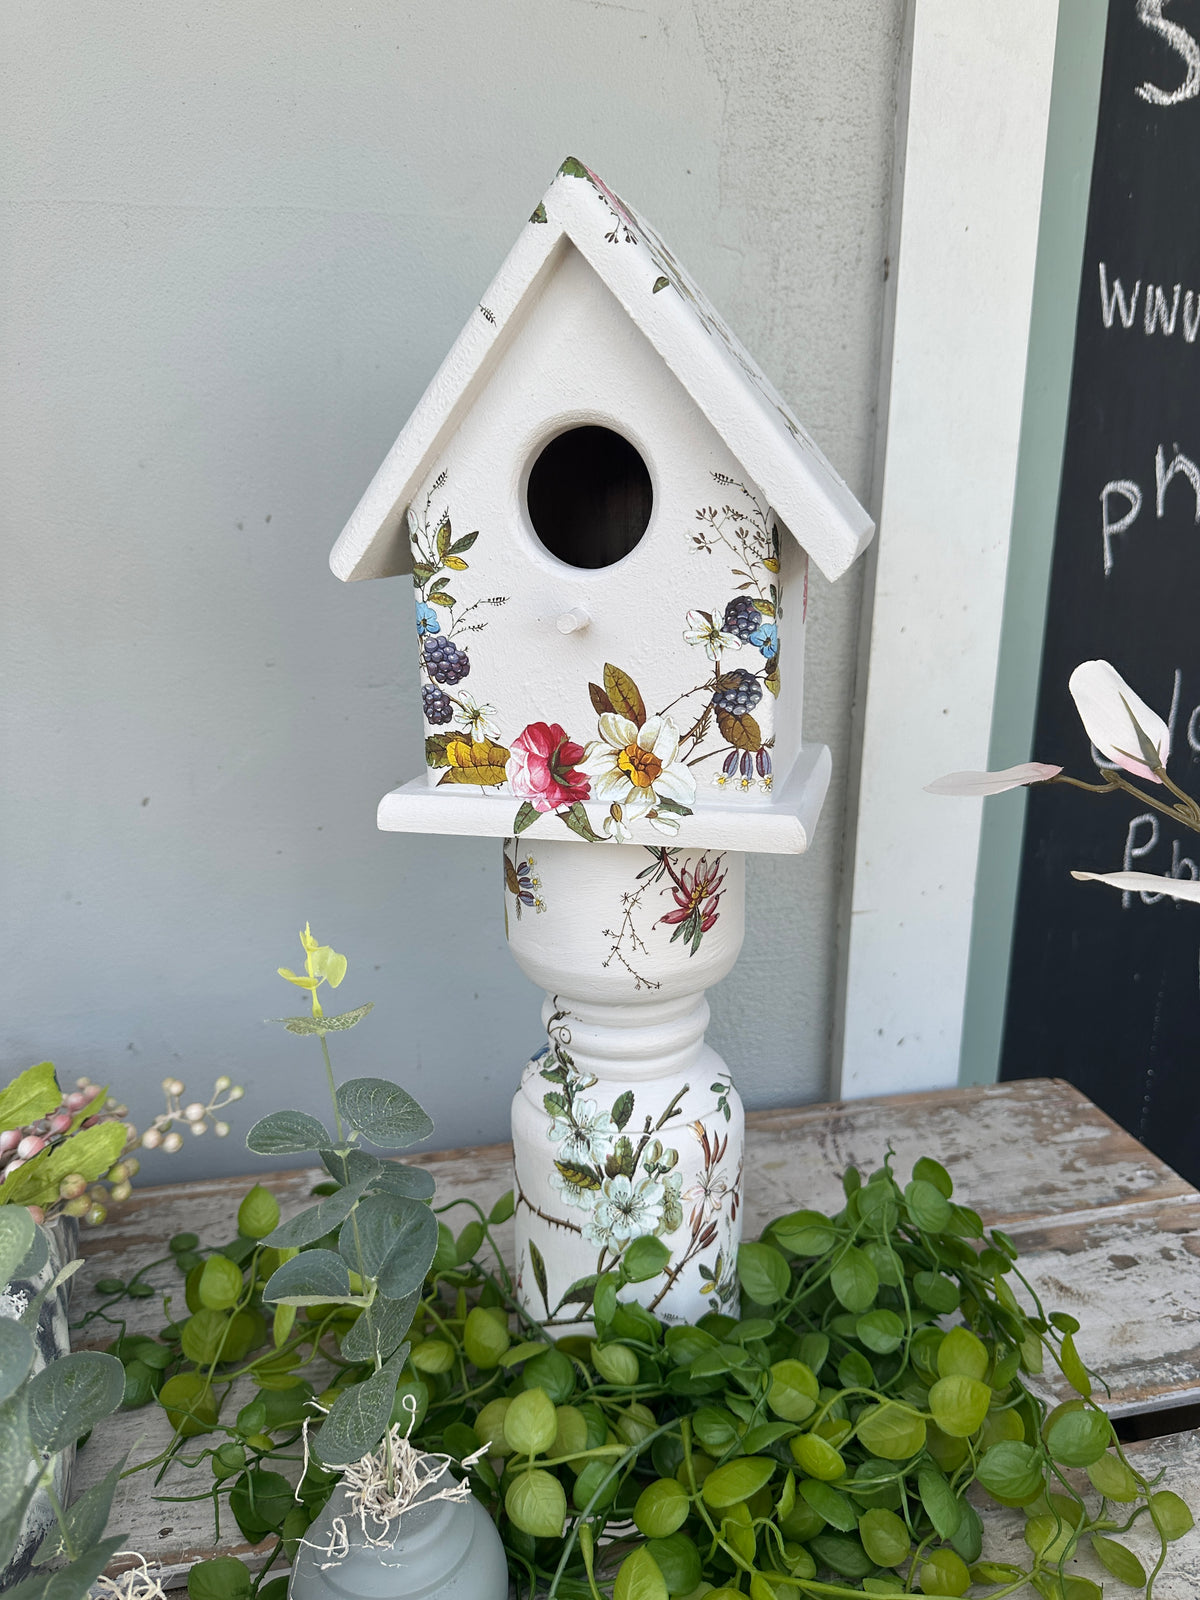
1003 0 1200 1184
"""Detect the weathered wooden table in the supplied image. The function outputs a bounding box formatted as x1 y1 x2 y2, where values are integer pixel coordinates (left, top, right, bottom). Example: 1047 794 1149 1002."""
70 1079 1200 1592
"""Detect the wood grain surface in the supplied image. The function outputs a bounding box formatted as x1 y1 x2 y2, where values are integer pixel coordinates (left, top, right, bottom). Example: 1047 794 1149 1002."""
66 1079 1200 1589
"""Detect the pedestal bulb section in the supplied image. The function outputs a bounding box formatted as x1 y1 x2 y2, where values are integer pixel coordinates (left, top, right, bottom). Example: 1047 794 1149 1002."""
502 835 746 1329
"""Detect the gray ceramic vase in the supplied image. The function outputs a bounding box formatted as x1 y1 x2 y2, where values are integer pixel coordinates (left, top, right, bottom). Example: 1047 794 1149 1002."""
288 1475 508 1600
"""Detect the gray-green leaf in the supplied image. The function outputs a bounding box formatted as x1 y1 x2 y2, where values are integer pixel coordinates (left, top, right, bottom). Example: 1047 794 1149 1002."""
265 1168 375 1250
315 1347 409 1467
27 1351 125 1453
33 1460 126 1566
340 1291 420 1364
336 1078 434 1149
368 1162 436 1201
0 1209 36 1285
262 1249 353 1307
0 1318 35 1403
281 1003 374 1036
344 1195 438 1299
246 1109 331 1155
6 1536 127 1600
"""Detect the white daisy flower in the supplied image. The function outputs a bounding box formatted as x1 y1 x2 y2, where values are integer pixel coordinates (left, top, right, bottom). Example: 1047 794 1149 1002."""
683 610 742 662
452 693 501 742
583 714 696 822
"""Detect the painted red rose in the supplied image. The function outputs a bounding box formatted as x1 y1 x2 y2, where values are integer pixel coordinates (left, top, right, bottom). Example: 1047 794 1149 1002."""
507 722 590 812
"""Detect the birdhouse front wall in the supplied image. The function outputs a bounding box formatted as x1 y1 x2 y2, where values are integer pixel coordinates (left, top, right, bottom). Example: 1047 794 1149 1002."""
407 240 807 835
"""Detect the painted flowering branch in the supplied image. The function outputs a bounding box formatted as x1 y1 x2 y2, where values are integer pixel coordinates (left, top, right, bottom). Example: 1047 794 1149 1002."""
928 657 1200 904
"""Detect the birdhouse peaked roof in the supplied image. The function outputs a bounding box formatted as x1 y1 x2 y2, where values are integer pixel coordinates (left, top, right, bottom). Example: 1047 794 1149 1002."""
330 157 874 586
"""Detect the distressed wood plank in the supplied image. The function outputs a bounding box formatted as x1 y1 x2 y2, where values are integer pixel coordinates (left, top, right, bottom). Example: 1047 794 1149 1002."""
742 1077 1192 1231
66 1082 1200 1584
1007 1195 1200 1415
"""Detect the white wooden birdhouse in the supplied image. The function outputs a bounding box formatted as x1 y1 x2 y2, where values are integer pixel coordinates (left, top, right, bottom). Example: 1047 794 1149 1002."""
332 160 873 1329
331 157 873 855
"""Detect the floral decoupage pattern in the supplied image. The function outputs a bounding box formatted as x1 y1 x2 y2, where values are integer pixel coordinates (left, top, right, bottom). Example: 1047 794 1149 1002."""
409 474 512 787
603 845 728 989
411 463 787 839
514 1009 742 1324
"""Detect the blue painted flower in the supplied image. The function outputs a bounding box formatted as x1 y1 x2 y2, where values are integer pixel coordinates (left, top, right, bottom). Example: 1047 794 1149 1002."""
749 619 778 657
415 601 441 637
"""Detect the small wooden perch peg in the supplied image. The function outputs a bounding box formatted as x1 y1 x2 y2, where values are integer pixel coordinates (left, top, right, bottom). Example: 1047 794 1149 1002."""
554 606 590 635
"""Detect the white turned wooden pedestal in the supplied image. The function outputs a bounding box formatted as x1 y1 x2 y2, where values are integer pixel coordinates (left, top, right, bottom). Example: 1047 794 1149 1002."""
503 837 745 1329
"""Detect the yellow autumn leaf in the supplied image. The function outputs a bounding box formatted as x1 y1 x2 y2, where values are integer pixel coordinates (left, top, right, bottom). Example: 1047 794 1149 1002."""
443 556 469 570
438 738 511 787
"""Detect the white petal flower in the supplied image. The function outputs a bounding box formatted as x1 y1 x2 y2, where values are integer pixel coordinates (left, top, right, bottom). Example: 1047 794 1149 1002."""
547 1098 616 1164
683 609 742 662
647 809 681 835
452 693 501 742
1071 870 1200 904
1069 660 1169 782
583 712 696 821
925 763 1063 796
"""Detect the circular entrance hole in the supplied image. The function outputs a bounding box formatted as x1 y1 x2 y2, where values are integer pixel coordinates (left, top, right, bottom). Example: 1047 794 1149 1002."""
526 426 652 569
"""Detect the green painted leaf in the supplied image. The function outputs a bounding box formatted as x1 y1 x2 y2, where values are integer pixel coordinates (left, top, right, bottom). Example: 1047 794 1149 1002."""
611 1089 635 1129
529 1239 550 1312
336 1078 434 1149
559 802 603 843
715 706 762 752
603 663 646 726
246 1109 330 1155
513 801 540 835
27 1351 125 1452
651 275 670 294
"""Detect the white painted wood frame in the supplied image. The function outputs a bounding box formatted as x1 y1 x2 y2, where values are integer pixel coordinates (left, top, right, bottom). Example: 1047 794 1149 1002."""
835 0 1065 1097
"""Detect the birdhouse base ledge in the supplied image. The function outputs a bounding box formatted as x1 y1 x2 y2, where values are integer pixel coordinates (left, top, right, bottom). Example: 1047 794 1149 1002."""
376 741 831 855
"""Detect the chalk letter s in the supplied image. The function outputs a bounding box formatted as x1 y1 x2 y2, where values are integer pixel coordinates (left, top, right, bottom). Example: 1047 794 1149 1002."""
1136 0 1200 105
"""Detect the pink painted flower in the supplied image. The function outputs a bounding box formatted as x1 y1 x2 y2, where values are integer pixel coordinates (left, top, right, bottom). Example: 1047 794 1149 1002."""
507 722 590 813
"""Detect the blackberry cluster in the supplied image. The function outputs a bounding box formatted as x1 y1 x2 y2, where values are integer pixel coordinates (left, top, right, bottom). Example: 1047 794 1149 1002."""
422 684 453 724
423 636 471 685
723 596 763 641
713 669 763 717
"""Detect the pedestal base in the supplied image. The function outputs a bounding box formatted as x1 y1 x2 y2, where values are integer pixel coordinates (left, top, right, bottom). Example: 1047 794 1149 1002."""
503 837 748 1330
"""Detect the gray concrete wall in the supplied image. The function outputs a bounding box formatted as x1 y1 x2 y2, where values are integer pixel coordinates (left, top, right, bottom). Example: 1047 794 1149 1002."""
1 0 904 1181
